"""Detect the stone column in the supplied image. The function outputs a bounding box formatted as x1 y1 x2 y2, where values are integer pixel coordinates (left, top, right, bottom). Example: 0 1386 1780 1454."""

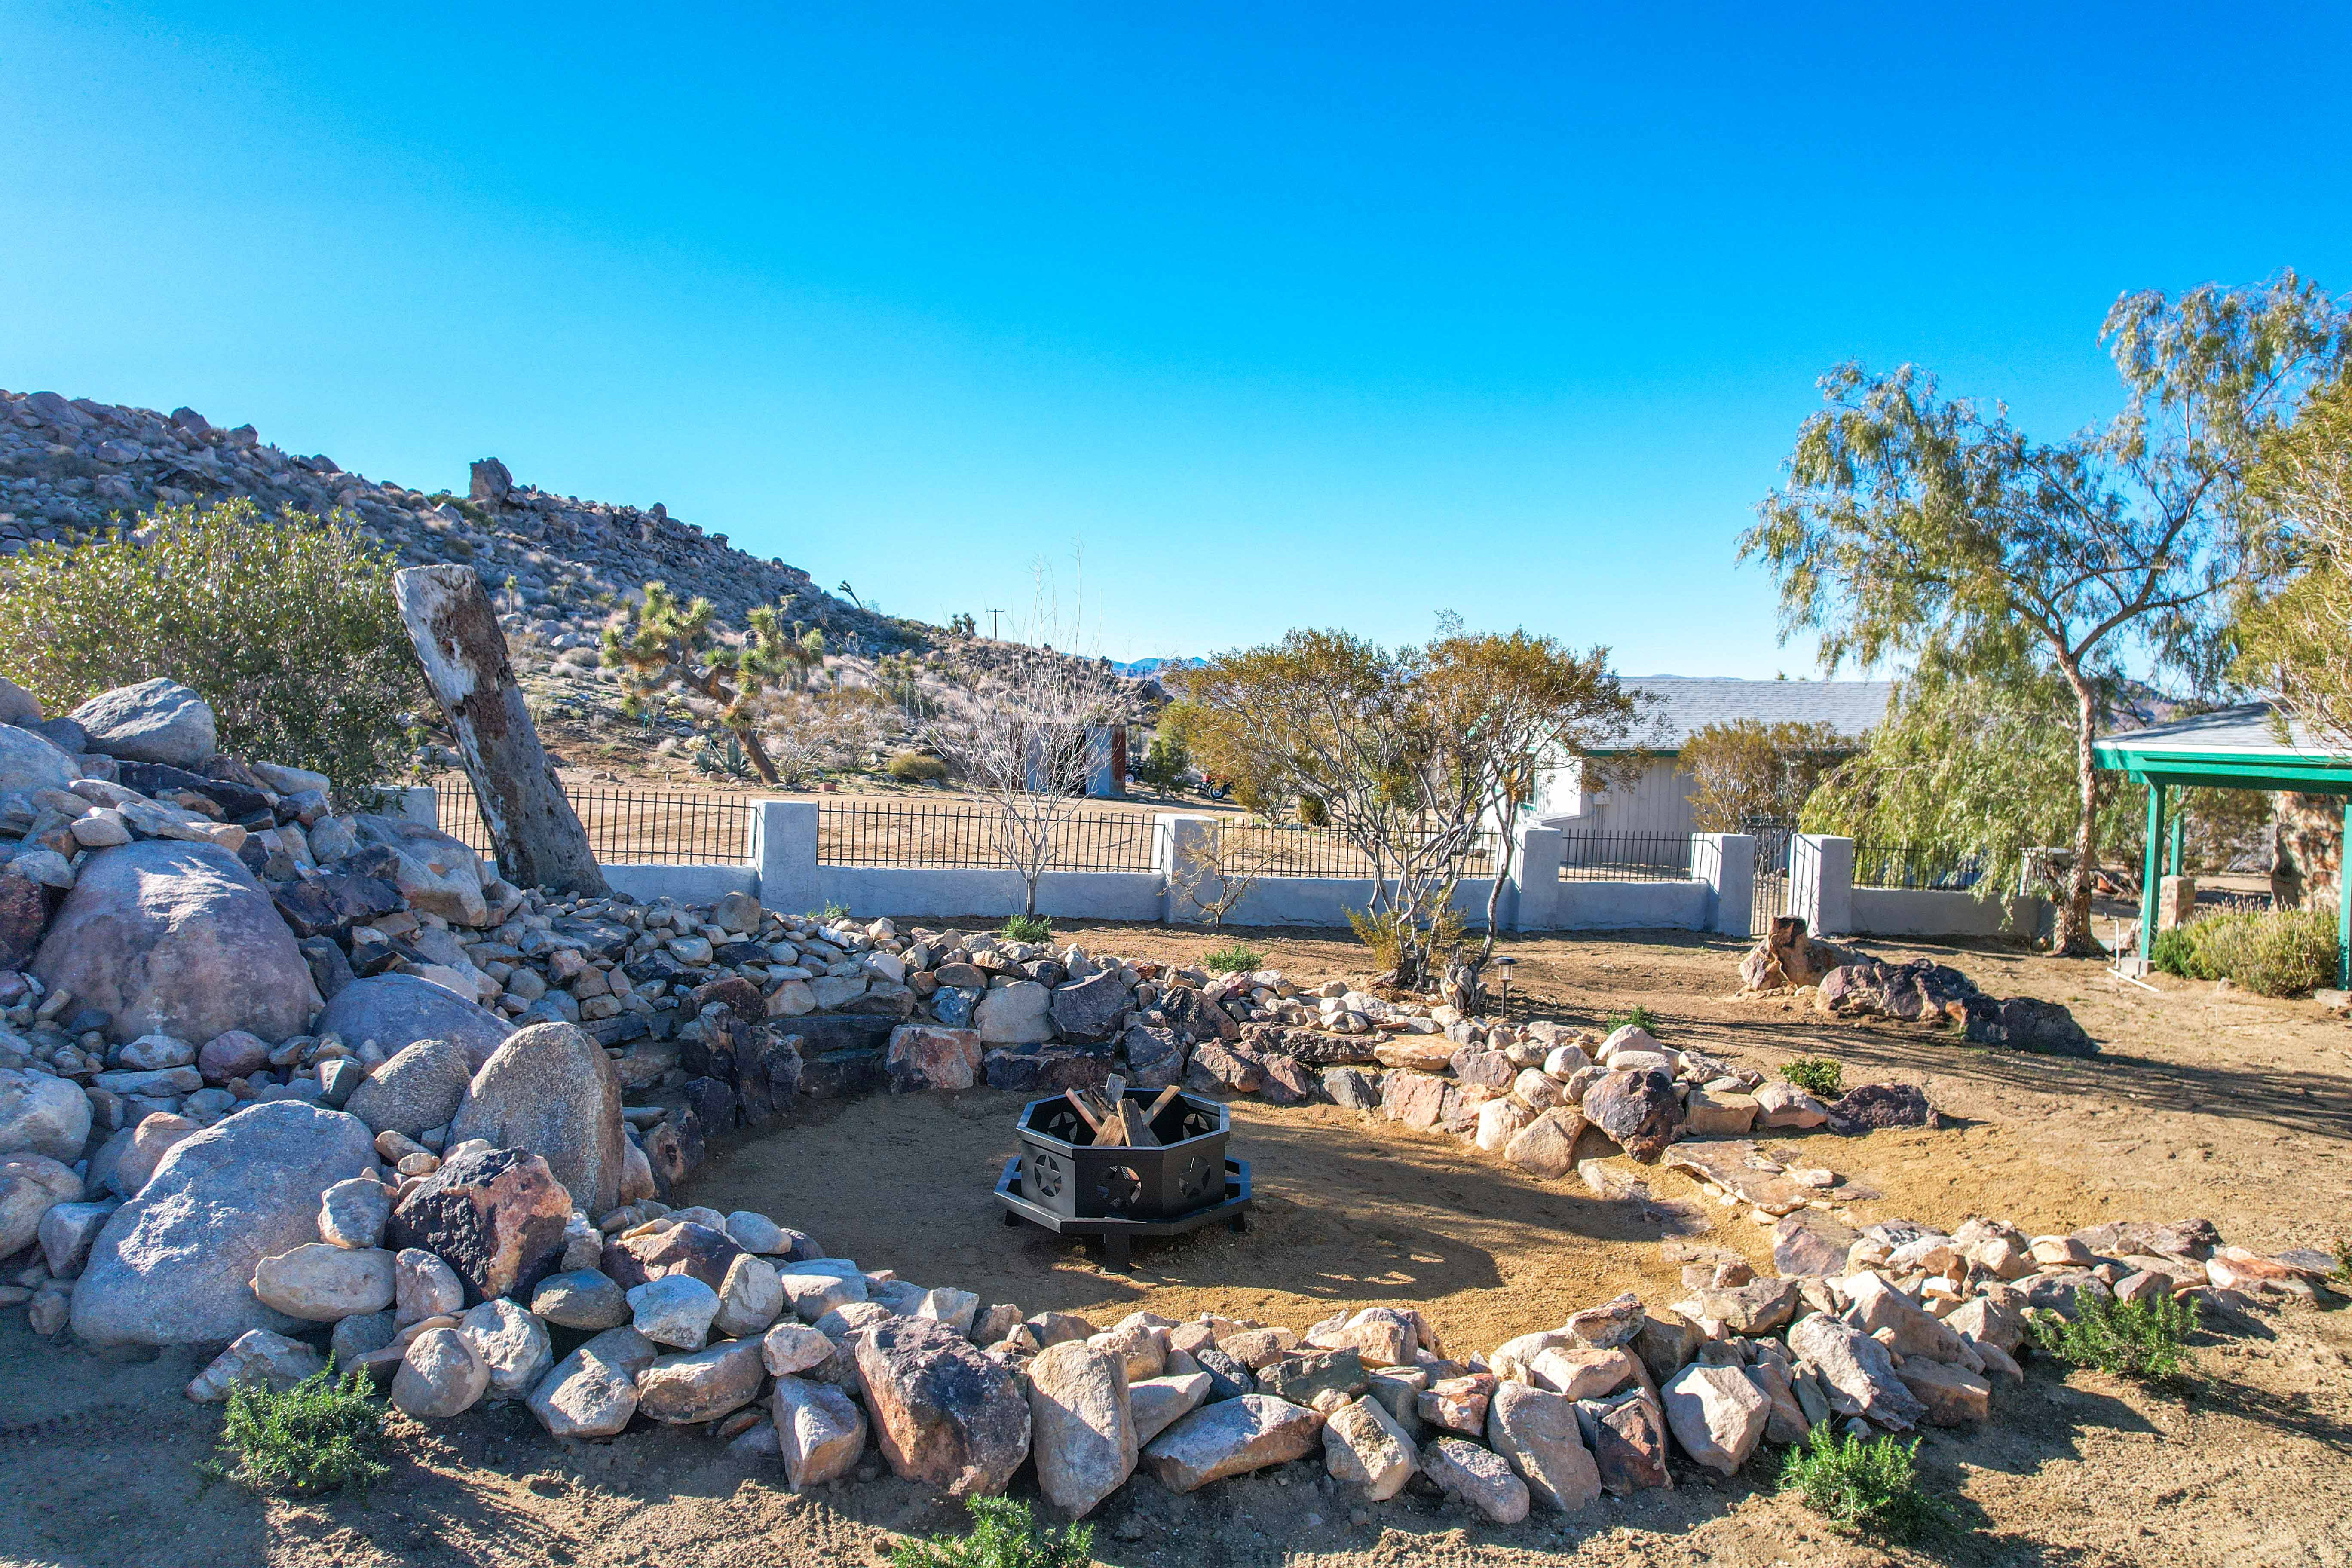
1511 826 1563 931
1692 833 1757 939
1156 813 1219 924
1788 835 1854 938
753 799 820 915
391 565 606 895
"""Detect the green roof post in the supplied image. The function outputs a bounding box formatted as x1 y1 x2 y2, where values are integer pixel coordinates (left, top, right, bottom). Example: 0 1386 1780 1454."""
2168 810 2184 879
2139 782 2165 965
2340 800 2350 992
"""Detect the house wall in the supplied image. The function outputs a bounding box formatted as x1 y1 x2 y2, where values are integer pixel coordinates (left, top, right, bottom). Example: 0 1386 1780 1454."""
1532 756 1699 838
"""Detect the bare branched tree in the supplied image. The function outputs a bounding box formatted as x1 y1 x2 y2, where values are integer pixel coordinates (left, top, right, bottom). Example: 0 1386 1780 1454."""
1167 819 1300 930
926 654 1123 917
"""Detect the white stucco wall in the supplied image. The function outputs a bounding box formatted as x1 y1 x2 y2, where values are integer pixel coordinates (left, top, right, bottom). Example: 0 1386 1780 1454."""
1847 888 2047 940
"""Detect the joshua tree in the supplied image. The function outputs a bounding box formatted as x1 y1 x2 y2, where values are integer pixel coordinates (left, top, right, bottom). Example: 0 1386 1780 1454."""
603 582 818 786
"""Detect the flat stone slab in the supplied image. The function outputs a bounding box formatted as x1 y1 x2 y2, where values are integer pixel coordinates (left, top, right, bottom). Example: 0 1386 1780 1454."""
1663 1140 1811 1217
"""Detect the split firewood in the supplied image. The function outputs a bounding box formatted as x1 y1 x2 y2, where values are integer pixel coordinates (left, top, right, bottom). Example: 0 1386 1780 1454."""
1062 1089 1104 1134
1117 1100 1162 1147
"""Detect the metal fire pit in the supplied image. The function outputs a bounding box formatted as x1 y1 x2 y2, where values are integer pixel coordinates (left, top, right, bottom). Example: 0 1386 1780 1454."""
994 1087 1252 1271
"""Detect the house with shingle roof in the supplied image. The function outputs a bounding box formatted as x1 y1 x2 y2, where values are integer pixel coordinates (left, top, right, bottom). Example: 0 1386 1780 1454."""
1532 676 1895 839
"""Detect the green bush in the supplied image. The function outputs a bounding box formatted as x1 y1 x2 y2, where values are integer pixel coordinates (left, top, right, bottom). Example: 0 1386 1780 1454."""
1295 792 1329 827
2029 1288 2196 1381
891 1497 1094 1568
2158 906 2337 996
0 499 423 802
1130 732 1190 794
1779 1426 1939 1541
1001 913 1052 944
2147 925 2199 978
1202 940 1266 974
1780 1057 1843 1098
1605 1005 1658 1035
885 749 949 784
198 1365 389 1497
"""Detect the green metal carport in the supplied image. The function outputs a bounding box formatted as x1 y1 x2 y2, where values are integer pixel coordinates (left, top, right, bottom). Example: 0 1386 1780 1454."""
2091 701 2352 988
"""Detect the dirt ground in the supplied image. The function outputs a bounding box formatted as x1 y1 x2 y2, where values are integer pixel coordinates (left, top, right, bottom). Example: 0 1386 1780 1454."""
4 927 2349 1568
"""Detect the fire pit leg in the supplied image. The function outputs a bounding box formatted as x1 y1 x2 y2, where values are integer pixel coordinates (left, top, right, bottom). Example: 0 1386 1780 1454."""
1229 1213 1248 1234
1003 1210 1020 1227
1101 1235 1131 1272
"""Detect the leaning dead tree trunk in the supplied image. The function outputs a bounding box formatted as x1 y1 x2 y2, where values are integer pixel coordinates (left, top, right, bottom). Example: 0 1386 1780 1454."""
392 565 608 896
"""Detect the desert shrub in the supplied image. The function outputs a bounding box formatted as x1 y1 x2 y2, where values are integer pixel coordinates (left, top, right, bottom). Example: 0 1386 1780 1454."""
1779 1427 1938 1540
2029 1289 2196 1381
1130 732 1191 794
1001 912 1052 943
2147 925 2199 978
891 1496 1094 1568
1605 1004 1658 1035
198 1365 388 1497
885 749 949 784
806 901 851 922
2163 906 2336 996
1202 941 1266 974
2332 1236 2352 1282
1346 905 1464 974
1781 1056 1843 1097
1295 792 1329 827
0 499 423 801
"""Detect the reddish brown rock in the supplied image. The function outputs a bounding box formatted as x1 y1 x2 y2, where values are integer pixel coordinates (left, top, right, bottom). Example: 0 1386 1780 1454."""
385 1145 570 1303
853 1314 1032 1497
1581 1069 1682 1163
600 1220 746 1293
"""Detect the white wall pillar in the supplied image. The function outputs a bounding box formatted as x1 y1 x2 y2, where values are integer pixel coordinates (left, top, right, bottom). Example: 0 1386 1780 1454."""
1692 833 1756 938
1512 825 1563 931
1155 812 1218 924
399 784 440 831
1789 834 1854 938
753 799 820 915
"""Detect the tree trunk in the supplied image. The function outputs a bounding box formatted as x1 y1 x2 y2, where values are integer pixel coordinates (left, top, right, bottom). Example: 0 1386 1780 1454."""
392 566 609 896
2056 660 2102 956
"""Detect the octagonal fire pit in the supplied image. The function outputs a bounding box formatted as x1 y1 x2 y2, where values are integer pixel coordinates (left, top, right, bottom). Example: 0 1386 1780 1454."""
993 1087 1252 1271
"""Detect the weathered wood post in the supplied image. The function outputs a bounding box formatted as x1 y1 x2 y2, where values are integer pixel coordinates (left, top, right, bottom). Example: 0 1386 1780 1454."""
392 564 608 895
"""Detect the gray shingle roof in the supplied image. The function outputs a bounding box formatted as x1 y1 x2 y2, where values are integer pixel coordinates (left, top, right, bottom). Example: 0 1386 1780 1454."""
1602 677 1895 753
2095 700 2334 757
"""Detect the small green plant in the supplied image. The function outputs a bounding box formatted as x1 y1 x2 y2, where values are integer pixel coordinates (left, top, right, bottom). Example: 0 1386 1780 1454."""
891 1496 1095 1568
1605 1004 1657 1035
2029 1289 2196 1381
885 749 949 784
1001 912 1053 944
806 901 851 922
1202 940 1266 974
198 1365 389 1497
1779 1425 1939 1541
1780 1056 1843 1098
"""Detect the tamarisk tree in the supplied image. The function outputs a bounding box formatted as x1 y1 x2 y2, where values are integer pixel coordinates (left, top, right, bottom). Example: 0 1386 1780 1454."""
1182 628 1633 997
602 582 823 787
1743 273 2350 954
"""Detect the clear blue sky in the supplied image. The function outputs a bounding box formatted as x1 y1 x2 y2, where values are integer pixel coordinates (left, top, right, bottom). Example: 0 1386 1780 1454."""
7 4 2348 671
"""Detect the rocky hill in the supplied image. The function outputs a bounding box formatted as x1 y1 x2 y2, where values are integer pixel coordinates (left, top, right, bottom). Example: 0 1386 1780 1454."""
0 387 1159 781
0 387 911 652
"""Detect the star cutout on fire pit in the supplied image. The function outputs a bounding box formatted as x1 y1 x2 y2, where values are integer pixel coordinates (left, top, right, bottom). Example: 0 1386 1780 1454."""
1095 1164 1143 1213
1178 1155 1215 1204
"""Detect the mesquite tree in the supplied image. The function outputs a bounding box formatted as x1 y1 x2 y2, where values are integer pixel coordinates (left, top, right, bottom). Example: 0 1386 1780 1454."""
1743 273 2350 954
1182 628 1633 995
603 582 821 787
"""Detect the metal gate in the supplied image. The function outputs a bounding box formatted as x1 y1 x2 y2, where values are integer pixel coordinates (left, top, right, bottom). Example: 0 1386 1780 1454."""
1746 819 1794 935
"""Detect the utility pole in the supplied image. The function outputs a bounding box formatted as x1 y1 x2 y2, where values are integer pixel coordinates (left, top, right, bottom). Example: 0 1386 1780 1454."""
987 608 1004 640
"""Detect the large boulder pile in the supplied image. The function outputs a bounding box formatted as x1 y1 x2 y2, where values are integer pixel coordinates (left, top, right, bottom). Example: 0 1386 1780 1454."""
1737 921 2094 1057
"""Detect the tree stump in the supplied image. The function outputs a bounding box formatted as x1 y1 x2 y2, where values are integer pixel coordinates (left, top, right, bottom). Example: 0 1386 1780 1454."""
392 565 607 896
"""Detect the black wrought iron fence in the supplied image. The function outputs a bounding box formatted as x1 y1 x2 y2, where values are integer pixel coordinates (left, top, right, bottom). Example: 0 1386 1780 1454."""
432 781 754 865
1556 832 1696 882
1853 842 1984 891
817 801 1161 872
1206 822 1507 880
